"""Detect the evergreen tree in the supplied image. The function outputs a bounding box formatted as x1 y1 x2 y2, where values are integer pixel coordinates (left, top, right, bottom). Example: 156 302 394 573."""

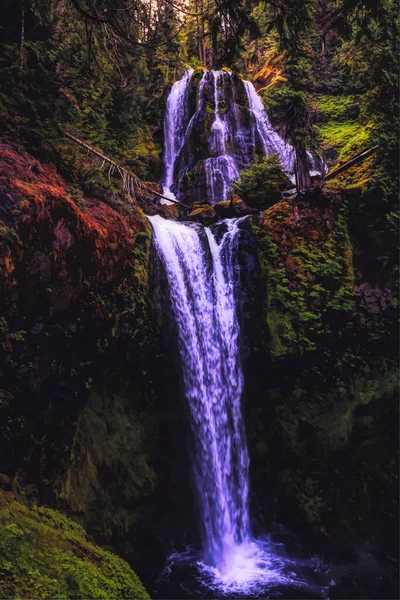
263 0 317 190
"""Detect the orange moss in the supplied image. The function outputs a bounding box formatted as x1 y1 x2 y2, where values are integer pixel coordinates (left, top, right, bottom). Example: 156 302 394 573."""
254 53 287 91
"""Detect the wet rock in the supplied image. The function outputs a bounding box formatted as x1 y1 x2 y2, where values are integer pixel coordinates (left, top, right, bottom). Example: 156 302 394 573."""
0 474 11 490
187 200 218 226
214 194 258 218
354 283 393 315
157 203 186 221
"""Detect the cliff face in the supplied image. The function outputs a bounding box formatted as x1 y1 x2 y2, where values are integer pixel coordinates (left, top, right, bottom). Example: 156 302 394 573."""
0 140 192 572
245 189 398 560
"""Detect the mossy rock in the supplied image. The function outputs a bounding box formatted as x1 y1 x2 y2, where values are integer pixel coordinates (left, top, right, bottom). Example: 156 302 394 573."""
214 194 257 218
0 491 149 599
157 203 186 221
250 193 355 357
60 390 157 539
187 201 218 226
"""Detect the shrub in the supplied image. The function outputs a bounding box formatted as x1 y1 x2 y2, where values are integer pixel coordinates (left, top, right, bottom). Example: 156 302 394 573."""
232 154 291 209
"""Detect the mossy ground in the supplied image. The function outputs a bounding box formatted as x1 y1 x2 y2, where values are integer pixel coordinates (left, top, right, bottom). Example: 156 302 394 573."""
0 491 149 599
312 94 374 191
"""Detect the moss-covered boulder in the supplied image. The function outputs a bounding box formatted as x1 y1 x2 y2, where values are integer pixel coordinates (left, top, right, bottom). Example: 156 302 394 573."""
214 193 257 218
187 200 218 225
0 491 149 599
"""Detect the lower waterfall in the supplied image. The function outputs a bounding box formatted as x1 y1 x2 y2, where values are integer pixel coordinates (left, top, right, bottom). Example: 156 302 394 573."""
149 215 249 568
149 215 322 596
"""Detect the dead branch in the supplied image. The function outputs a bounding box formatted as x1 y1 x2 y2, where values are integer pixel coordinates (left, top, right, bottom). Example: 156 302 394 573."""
61 128 189 208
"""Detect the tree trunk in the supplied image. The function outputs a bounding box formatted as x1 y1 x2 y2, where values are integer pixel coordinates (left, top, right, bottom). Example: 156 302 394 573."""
295 146 311 192
19 0 25 72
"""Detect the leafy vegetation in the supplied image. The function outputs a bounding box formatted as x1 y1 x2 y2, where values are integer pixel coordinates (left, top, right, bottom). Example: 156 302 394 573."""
232 154 291 210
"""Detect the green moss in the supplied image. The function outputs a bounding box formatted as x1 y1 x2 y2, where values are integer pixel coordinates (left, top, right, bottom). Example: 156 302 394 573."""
250 199 355 357
318 121 371 163
248 352 398 544
312 94 375 190
0 225 20 246
189 69 205 95
313 94 359 122
0 492 149 599
60 389 157 535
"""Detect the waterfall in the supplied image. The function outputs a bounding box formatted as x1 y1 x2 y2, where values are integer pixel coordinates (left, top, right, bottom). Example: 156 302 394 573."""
161 69 295 206
152 70 319 596
150 215 312 595
205 71 241 204
162 68 193 204
149 215 250 568
243 80 295 172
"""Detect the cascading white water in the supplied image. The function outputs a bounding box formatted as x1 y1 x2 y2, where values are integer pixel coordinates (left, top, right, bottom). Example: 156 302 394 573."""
153 70 320 595
205 71 241 204
149 215 311 595
205 155 240 206
162 68 193 204
243 80 295 172
155 73 298 590
149 215 249 568
161 69 297 206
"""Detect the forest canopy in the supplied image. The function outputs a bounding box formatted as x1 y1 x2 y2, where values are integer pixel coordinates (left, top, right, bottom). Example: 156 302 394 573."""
0 0 398 226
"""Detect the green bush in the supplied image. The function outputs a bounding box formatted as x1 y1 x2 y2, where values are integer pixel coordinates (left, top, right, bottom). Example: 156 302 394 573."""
232 154 291 209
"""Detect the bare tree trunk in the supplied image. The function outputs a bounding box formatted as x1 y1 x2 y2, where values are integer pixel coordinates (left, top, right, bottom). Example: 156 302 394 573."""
19 0 25 72
295 146 312 192
196 0 201 61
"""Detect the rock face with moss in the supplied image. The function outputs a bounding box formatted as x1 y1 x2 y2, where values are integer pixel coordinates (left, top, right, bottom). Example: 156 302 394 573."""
244 188 398 559
0 139 191 578
0 491 149 599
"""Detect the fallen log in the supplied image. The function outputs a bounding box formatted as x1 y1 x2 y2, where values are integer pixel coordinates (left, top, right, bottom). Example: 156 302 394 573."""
61 128 189 208
324 145 378 182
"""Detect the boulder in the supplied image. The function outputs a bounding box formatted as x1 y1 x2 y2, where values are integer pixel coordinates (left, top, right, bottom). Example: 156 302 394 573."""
157 203 186 221
187 200 218 226
214 194 258 218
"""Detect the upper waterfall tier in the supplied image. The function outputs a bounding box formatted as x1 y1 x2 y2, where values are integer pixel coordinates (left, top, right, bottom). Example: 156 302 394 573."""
162 69 295 206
